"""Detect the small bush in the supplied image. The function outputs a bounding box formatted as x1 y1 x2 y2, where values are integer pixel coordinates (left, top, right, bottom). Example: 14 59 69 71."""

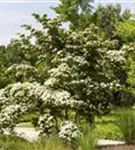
38 113 55 136
115 109 135 144
59 121 81 149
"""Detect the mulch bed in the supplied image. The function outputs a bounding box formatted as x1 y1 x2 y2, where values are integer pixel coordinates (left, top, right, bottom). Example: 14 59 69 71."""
97 145 135 150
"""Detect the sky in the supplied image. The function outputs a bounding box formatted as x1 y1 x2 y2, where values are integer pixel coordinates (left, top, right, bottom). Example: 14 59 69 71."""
0 0 135 45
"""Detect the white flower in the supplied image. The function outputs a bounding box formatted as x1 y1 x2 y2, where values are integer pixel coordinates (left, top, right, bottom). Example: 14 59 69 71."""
38 113 54 136
59 121 81 143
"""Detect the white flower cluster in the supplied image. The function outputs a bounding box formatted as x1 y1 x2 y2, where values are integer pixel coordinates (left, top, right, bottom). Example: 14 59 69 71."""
44 78 59 88
41 89 83 108
0 82 43 108
99 80 121 90
38 113 54 136
0 80 85 133
49 63 71 79
106 50 126 64
59 121 81 144
7 64 38 81
7 64 37 72
0 82 45 131
61 55 88 67
122 44 135 53
0 104 24 133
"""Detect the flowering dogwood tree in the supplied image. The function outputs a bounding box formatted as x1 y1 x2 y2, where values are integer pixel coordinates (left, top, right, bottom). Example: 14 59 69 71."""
0 14 128 144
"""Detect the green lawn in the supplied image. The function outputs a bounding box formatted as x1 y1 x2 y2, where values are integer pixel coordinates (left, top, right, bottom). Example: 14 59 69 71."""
95 114 123 140
16 122 33 128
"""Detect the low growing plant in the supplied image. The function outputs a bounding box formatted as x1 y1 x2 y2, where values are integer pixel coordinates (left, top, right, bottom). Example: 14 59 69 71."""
59 121 81 149
115 109 135 144
0 134 72 150
32 136 72 150
78 124 97 150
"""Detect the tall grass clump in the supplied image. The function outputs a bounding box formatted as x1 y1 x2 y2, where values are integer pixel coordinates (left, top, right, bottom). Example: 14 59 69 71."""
0 134 30 150
78 124 97 150
115 109 135 144
0 134 72 150
32 136 72 150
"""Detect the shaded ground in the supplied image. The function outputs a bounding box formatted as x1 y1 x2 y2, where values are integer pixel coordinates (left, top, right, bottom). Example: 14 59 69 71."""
97 145 135 150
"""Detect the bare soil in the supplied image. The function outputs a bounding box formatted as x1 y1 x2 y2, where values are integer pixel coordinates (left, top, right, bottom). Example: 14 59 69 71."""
97 145 135 150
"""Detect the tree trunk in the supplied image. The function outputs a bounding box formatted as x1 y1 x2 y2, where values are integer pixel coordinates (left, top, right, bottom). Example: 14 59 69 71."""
65 107 69 120
75 110 80 124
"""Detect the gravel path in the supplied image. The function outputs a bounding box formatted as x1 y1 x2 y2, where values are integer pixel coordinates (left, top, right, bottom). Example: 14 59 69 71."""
98 139 125 146
14 127 125 146
15 127 40 141
97 145 135 150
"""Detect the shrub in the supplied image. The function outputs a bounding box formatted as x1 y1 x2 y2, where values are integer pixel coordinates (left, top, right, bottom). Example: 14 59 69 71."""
38 113 55 136
59 121 81 148
115 109 135 144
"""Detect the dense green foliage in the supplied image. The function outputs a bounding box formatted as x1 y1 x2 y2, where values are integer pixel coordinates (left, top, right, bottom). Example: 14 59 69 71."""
52 1 135 109
92 5 131 38
53 0 94 30
116 21 135 43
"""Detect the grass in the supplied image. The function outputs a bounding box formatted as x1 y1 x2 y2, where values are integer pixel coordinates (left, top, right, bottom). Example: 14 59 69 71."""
16 122 33 128
0 134 30 150
115 109 135 144
79 124 97 150
95 113 123 140
30 136 72 150
96 123 123 140
20 113 38 123
0 131 97 150
96 108 135 143
0 135 72 150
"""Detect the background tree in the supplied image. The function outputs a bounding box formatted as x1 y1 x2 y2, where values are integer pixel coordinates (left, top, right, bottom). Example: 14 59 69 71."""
90 4 135 107
0 46 10 88
92 4 131 38
115 21 135 43
53 0 94 30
